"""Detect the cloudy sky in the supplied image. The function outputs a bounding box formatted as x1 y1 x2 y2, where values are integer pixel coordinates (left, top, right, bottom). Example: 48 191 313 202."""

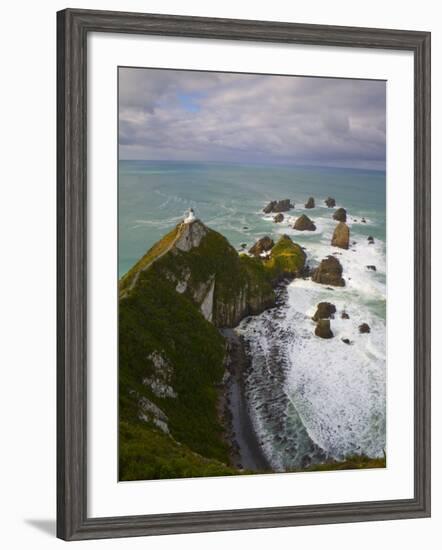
119 67 386 170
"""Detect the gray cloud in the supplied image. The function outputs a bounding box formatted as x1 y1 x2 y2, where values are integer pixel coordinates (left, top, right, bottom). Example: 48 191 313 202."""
119 67 386 170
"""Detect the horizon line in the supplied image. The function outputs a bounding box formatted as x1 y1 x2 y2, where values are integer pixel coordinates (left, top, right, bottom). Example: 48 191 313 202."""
118 158 386 172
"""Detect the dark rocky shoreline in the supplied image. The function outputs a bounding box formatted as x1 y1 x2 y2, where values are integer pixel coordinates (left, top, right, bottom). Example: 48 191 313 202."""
221 328 270 472
221 281 329 472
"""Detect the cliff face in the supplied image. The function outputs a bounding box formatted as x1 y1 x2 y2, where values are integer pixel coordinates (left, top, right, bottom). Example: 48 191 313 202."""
118 220 305 480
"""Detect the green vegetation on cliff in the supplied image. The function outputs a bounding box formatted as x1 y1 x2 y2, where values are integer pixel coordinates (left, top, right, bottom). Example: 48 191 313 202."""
119 220 284 481
119 264 229 478
156 224 255 326
238 254 275 314
119 221 309 481
263 234 306 281
120 422 236 481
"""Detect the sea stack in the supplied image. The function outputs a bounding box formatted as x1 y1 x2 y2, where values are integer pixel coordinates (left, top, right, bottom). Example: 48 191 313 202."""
312 302 336 322
263 199 293 213
331 222 350 250
312 256 345 287
305 197 315 209
325 197 336 208
293 214 316 231
359 323 371 334
333 208 347 222
249 236 274 256
273 199 293 212
263 201 276 214
315 319 334 339
273 213 284 223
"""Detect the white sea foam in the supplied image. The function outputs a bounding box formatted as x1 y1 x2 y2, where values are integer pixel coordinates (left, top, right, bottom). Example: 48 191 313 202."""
237 211 386 468
285 279 386 459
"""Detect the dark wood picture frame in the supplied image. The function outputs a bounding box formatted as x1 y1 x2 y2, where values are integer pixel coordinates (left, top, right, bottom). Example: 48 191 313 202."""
57 8 431 541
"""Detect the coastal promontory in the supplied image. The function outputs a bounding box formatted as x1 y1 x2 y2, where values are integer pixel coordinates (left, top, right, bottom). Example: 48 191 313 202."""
118 218 306 480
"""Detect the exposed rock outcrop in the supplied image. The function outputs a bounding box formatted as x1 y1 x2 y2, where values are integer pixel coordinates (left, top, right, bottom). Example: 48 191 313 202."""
325 197 336 207
368 236 375 244
249 236 274 256
294 214 316 231
315 319 334 339
263 199 293 213
341 310 350 319
366 265 376 271
359 323 371 334
199 277 216 321
341 338 352 345
333 208 347 222
312 255 345 287
175 219 208 251
312 302 336 321
305 197 315 209
142 351 177 399
273 213 284 223
174 266 191 294
331 222 350 249
137 395 170 434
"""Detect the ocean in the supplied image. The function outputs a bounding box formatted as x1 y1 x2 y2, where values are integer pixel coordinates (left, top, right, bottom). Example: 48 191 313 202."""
119 159 386 469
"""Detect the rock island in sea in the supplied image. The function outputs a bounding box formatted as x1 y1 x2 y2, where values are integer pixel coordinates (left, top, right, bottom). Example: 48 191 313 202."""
118 208 385 481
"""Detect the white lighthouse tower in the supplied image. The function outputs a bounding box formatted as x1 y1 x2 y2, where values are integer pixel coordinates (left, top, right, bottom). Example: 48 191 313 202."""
184 207 197 224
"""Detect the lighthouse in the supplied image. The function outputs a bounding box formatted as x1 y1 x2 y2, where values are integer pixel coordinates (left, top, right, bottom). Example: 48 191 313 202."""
184 208 197 224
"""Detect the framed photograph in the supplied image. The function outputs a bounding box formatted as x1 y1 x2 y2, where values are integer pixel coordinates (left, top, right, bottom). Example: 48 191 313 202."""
57 8 431 541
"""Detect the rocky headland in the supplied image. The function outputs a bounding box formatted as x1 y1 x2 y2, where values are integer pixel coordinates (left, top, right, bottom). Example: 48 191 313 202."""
119 197 384 479
119 217 307 479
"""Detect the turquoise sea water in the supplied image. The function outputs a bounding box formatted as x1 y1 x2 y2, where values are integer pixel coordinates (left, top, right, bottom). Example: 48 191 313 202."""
119 160 386 278
119 159 387 468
